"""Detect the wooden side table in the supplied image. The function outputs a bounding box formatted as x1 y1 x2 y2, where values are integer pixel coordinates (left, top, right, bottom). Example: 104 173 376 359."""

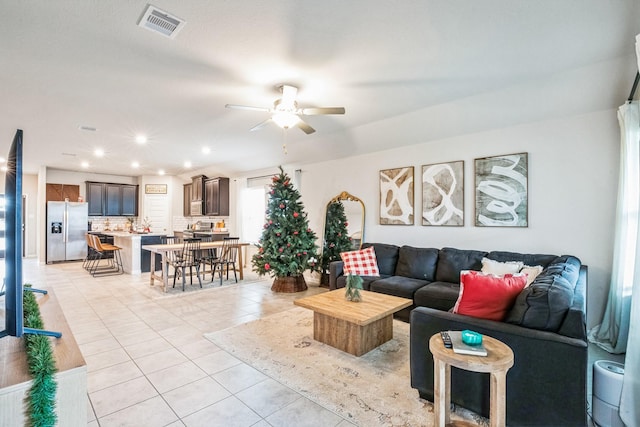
429 333 514 427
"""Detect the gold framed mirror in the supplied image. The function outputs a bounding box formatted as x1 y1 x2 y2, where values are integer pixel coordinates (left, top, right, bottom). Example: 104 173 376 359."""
320 191 365 286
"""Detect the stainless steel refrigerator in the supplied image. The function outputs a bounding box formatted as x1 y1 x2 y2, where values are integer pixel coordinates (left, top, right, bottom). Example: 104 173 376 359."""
46 201 89 263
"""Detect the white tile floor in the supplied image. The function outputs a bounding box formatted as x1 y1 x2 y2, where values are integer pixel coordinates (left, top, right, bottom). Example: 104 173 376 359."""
12 258 625 426
19 259 354 427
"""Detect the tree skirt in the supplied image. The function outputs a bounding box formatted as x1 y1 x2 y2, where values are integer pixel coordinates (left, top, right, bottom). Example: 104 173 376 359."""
204 307 486 427
271 275 308 292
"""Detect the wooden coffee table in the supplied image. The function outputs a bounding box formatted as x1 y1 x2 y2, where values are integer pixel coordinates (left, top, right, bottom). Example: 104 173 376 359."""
294 289 412 356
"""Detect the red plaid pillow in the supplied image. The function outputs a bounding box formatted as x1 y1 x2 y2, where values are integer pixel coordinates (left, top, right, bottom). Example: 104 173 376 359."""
340 246 380 277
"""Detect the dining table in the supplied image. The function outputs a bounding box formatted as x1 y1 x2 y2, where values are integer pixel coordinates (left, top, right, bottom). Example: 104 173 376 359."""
142 241 250 292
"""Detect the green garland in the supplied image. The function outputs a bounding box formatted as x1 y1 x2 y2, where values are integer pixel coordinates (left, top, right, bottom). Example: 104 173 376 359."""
23 285 58 427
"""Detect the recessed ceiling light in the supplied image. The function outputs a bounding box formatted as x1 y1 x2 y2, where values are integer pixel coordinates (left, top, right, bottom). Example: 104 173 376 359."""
1 166 7 172
135 135 147 144
202 147 211 155
0 157 5 163
184 161 192 168
81 161 89 168
131 161 140 168
158 169 165 175
94 148 104 157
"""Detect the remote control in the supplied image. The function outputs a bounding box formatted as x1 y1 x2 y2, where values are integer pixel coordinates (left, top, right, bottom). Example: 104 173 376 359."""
440 331 452 348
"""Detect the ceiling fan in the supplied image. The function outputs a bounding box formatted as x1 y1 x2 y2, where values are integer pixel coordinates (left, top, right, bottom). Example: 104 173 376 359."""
225 84 345 134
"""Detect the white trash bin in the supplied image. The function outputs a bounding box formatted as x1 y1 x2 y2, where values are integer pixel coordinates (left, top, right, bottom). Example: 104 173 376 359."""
592 360 625 427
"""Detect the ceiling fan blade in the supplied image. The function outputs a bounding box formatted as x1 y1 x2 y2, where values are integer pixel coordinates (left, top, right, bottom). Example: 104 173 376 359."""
225 104 270 112
250 118 273 132
301 107 345 115
296 119 316 134
280 85 298 107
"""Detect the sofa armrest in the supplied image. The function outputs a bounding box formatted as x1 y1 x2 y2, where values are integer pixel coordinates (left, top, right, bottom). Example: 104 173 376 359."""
557 265 588 340
410 307 587 426
329 261 344 290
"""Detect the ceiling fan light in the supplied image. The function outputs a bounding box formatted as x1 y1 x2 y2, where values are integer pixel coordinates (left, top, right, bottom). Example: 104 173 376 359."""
272 112 300 129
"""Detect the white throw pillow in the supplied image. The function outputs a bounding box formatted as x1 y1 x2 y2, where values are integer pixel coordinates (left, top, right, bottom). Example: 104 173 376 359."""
520 265 544 287
481 257 524 275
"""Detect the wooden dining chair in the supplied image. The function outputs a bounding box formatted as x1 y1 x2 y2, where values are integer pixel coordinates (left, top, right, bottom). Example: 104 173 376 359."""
210 237 240 286
197 236 219 280
161 236 181 245
170 238 203 291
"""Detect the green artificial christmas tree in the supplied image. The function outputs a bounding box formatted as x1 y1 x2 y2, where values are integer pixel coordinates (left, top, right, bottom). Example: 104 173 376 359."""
252 166 320 292
320 200 352 285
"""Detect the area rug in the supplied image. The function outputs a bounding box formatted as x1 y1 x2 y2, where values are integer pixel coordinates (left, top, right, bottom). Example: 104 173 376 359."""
205 307 487 427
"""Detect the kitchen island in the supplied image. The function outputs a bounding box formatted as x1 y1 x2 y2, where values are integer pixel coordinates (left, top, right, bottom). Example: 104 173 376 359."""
89 231 166 275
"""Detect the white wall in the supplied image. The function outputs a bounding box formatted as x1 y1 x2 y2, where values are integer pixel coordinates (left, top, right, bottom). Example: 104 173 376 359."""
283 109 618 328
0 173 38 258
22 174 38 257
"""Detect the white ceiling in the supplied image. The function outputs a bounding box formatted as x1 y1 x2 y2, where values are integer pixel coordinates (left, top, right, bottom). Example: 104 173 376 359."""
1 1 639 178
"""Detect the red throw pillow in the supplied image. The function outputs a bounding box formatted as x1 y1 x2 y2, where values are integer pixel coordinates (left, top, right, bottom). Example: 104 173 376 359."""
453 271 527 321
340 246 380 276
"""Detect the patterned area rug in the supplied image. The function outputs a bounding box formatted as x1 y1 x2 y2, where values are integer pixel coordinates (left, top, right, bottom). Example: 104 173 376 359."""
205 307 486 427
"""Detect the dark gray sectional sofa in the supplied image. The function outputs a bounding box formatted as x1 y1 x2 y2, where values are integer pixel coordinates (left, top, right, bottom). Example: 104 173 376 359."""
328 242 588 427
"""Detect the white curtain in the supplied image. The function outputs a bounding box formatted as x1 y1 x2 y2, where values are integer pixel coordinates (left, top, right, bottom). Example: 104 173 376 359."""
619 35 640 427
588 95 640 424
589 102 638 353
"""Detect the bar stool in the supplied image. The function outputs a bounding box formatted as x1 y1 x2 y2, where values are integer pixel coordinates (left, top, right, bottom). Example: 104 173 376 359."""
88 234 124 276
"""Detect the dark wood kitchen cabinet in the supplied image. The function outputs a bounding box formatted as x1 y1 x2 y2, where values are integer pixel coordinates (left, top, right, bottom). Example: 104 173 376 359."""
189 175 207 216
204 177 229 216
105 184 122 216
191 175 206 202
121 185 138 216
87 182 105 216
86 182 138 216
183 183 192 216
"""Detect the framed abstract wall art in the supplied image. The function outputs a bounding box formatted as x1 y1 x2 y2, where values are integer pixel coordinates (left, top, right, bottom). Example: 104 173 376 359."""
474 152 528 227
380 167 414 225
422 161 464 226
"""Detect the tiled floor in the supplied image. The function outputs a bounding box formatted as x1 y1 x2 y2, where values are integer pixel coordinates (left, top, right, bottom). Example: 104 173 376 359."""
13 258 627 426
20 259 353 427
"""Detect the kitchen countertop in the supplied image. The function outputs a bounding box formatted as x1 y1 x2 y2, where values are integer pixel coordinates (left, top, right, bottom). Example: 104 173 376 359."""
188 230 229 234
90 231 167 237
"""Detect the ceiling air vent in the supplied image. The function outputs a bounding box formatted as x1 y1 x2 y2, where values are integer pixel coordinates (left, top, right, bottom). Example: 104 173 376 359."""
138 5 186 39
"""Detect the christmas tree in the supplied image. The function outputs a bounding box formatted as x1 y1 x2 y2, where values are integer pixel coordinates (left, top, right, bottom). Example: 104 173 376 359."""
320 200 352 282
252 166 319 292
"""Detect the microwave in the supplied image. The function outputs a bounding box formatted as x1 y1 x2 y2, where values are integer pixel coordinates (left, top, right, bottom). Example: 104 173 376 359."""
190 200 203 216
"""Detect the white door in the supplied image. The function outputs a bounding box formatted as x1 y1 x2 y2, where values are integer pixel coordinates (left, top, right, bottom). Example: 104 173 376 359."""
143 194 170 233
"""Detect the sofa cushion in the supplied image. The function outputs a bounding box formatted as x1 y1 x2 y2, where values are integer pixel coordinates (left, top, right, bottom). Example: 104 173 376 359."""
340 246 380 276
369 276 428 300
435 247 487 283
481 257 523 275
414 281 460 311
335 274 389 291
362 243 399 276
486 251 557 269
395 246 439 281
506 257 581 331
453 271 528 321
544 255 582 284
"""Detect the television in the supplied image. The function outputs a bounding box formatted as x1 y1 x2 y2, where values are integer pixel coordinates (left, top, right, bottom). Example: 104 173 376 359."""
1 129 23 338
